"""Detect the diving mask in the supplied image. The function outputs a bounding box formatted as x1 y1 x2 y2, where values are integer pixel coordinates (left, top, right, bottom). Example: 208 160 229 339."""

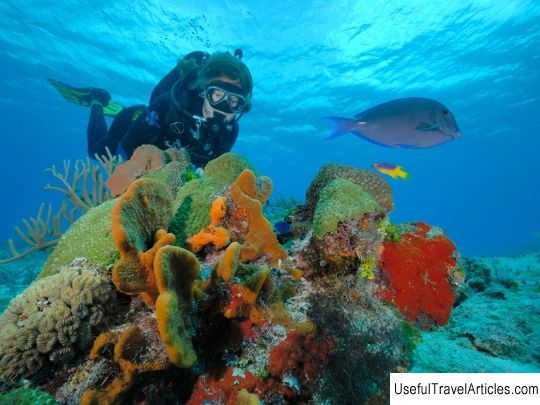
203 81 247 114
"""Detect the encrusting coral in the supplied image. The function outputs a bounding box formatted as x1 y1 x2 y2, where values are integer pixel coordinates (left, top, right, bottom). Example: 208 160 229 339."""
0 258 114 384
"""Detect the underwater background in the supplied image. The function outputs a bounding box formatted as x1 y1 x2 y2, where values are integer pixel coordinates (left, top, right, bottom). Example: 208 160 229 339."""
1 0 539 257
0 2 539 403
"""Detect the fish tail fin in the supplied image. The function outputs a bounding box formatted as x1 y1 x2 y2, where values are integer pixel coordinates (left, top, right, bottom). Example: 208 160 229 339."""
324 116 359 140
399 168 411 180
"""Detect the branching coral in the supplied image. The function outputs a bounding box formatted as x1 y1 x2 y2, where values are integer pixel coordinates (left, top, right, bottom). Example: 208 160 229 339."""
1 149 120 264
0 258 114 384
45 158 112 212
0 202 73 264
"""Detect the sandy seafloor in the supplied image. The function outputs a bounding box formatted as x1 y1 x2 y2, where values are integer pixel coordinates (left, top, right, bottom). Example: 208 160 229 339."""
1 246 539 374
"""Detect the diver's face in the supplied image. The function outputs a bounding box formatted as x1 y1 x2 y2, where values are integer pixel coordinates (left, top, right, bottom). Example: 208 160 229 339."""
202 76 243 122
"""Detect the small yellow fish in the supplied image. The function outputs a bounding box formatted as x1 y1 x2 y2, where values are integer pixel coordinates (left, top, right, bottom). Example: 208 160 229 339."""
372 162 410 180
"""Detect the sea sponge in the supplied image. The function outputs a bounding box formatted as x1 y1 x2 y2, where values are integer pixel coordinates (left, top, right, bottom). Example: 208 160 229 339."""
81 324 169 405
227 169 287 265
215 242 241 282
0 258 114 384
170 153 256 247
111 178 175 302
39 199 119 279
378 222 458 327
154 245 200 368
305 163 394 220
187 197 230 253
312 178 381 237
106 145 165 197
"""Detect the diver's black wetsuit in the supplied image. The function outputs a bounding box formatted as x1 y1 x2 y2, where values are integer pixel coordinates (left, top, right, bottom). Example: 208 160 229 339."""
87 52 239 167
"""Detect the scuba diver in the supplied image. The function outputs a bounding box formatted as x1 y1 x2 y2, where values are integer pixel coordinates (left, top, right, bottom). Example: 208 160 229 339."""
49 50 253 167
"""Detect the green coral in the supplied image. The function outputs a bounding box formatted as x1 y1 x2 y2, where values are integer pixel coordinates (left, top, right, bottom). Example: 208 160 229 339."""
0 258 114 384
312 179 380 237
0 387 58 404
170 153 256 246
305 163 394 219
39 199 119 279
144 161 190 199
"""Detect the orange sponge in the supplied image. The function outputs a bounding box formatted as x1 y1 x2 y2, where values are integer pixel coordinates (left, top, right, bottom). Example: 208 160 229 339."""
188 197 230 253
229 170 287 265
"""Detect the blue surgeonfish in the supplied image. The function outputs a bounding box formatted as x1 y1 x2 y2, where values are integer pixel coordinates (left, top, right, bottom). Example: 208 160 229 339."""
325 97 462 148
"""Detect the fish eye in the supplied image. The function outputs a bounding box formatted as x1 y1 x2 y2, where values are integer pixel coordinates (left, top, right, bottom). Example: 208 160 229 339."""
442 110 449 115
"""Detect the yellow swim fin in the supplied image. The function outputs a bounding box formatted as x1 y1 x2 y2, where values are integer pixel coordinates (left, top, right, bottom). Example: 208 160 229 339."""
48 78 124 118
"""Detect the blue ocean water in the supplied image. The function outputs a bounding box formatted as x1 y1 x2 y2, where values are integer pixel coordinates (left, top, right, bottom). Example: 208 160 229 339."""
0 0 539 257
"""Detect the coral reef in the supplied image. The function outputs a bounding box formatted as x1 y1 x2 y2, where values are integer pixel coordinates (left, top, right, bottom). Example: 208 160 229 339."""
307 275 413 403
0 258 115 384
312 178 381 237
0 152 468 404
187 196 229 253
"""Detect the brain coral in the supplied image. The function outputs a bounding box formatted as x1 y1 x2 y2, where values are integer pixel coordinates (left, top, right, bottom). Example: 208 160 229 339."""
39 199 119 279
305 163 394 219
312 178 381 237
0 258 114 384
